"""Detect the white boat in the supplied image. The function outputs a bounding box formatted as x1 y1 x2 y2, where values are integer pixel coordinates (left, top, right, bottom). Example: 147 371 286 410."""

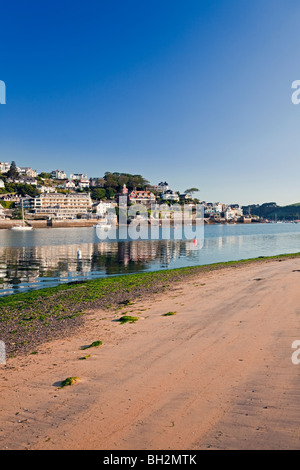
11 200 33 231
94 218 112 229
11 225 33 231
95 223 112 229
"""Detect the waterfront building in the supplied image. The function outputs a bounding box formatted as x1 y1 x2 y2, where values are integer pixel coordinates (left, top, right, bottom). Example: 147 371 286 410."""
213 203 224 213
225 205 244 220
224 207 236 221
29 193 92 219
96 200 117 217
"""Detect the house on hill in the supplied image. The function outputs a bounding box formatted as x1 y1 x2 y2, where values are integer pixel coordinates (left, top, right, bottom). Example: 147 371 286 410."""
128 190 156 207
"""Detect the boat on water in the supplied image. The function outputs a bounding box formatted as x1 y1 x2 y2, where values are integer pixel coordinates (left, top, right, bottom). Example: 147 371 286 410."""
11 200 33 231
94 223 112 229
11 225 33 231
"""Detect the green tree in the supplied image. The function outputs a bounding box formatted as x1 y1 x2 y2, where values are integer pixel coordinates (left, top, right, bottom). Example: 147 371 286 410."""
12 208 22 220
91 188 106 200
184 188 199 197
103 172 149 193
15 184 40 198
106 188 116 200
39 172 52 179
7 161 19 180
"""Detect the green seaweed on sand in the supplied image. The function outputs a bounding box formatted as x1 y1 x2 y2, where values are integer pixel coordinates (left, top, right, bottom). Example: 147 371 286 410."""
117 315 139 324
59 377 81 388
163 312 177 316
2 252 300 358
80 341 102 350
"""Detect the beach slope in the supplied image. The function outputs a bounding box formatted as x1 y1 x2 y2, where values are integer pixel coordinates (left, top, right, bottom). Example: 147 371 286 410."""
1 257 300 450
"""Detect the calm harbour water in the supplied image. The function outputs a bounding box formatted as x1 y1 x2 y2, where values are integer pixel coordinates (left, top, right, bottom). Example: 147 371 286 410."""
0 223 299 296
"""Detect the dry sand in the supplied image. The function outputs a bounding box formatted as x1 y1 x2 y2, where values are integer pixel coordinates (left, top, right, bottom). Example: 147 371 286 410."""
1 257 300 450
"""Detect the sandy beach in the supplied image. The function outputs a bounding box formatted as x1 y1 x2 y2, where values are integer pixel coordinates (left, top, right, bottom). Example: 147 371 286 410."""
1 257 300 450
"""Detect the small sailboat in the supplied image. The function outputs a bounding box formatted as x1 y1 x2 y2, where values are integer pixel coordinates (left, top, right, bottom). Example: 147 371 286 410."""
11 200 33 231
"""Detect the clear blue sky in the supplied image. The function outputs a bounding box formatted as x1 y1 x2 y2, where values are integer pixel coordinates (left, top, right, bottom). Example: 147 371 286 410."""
1 0 300 205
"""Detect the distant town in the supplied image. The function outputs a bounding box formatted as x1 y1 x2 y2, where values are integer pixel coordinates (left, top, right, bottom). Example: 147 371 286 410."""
0 161 298 226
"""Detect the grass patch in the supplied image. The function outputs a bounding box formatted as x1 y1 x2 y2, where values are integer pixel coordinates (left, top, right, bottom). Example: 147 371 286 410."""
79 355 91 360
163 312 177 316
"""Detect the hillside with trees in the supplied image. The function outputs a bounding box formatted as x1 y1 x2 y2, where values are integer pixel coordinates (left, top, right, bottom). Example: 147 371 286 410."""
91 172 150 200
242 202 300 221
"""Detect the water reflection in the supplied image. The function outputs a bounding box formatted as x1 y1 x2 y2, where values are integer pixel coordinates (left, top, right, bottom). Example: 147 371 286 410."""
0 224 299 296
0 238 200 295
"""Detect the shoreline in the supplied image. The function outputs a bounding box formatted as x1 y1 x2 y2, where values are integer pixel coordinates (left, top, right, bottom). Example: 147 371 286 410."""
0 219 98 229
1 253 300 449
0 219 297 230
1 252 300 359
0 218 271 230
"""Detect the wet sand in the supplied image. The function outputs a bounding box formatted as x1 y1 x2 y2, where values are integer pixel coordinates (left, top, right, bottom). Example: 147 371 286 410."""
1 257 300 450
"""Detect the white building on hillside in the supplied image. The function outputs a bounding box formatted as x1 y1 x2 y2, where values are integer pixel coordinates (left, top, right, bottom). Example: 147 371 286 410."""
17 167 38 178
96 201 117 217
158 181 169 192
161 190 179 202
51 170 67 180
78 179 90 189
225 205 243 220
0 162 10 174
128 190 156 207
36 185 57 194
7 176 38 186
70 173 88 181
58 180 76 189
0 179 4 189
213 203 224 213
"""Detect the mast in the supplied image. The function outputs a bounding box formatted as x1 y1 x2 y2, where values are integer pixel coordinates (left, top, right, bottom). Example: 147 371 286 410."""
21 199 25 226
